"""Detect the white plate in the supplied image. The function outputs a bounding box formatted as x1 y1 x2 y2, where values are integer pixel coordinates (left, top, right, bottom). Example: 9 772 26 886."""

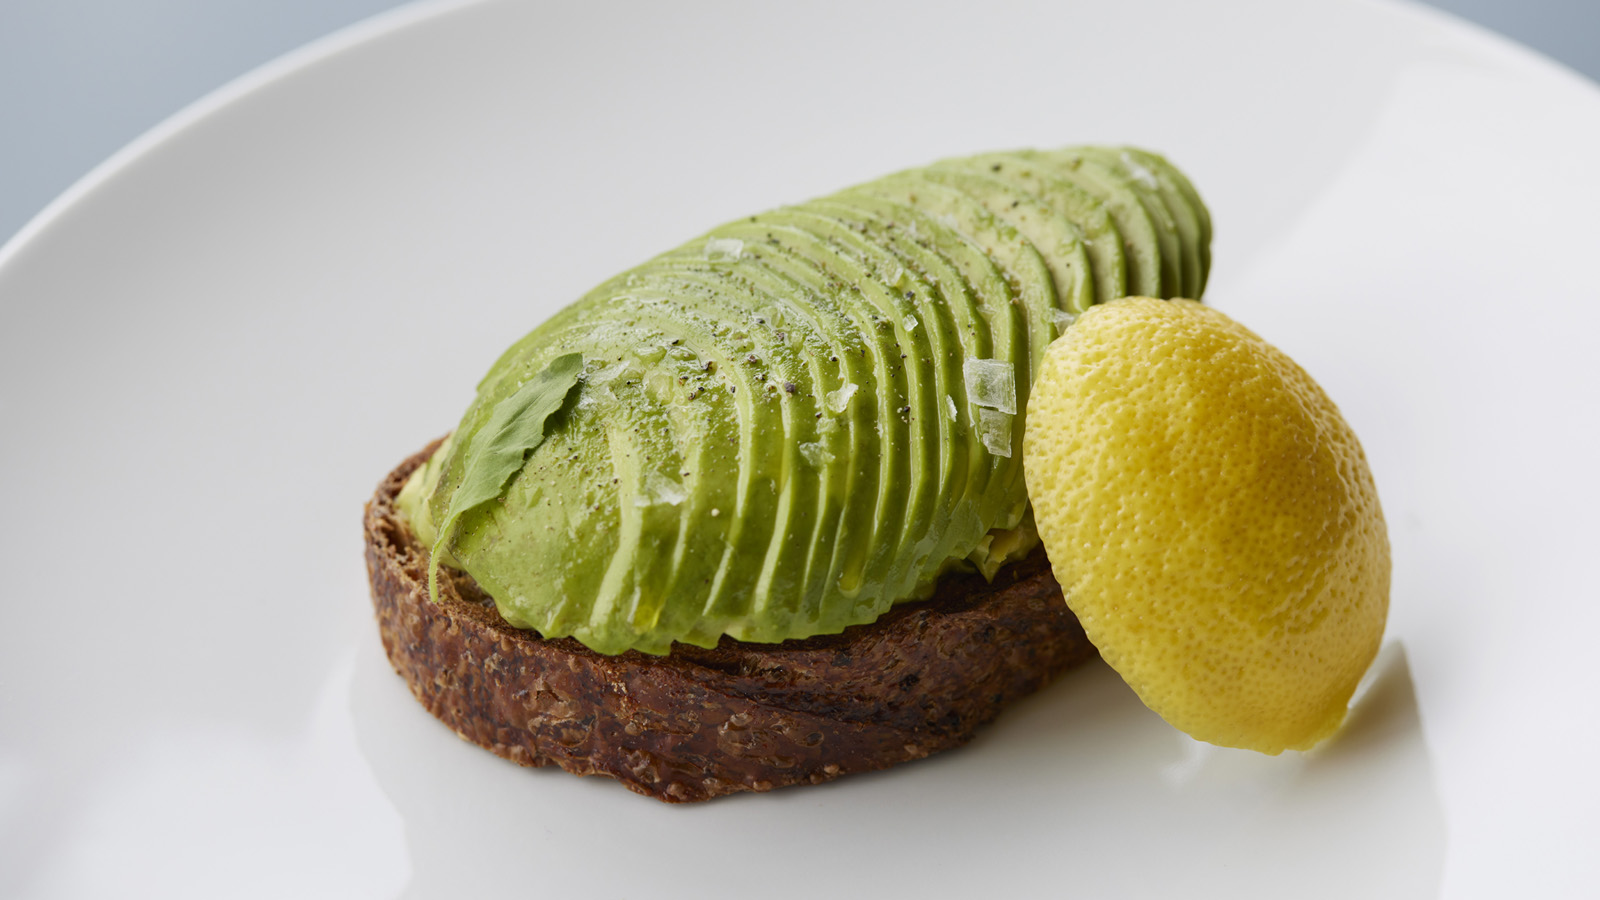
3 0 1598 896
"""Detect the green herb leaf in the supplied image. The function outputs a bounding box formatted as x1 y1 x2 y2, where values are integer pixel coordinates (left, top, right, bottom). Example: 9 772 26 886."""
428 352 584 602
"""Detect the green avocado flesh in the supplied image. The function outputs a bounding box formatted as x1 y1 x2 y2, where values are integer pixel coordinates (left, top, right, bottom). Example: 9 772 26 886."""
396 145 1211 655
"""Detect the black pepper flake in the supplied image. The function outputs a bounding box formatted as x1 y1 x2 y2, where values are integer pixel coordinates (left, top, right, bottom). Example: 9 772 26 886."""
990 163 1002 172
783 382 797 394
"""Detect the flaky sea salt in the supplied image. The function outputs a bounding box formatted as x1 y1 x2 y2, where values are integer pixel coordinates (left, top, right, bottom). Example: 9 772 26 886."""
1053 309 1078 335
705 237 745 261
978 408 1013 458
633 471 688 508
588 360 631 385
963 358 1016 414
799 442 832 467
825 382 858 414
1121 151 1160 189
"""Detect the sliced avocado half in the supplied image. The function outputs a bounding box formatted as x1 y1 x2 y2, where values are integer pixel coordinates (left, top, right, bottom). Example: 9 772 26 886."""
410 146 1212 654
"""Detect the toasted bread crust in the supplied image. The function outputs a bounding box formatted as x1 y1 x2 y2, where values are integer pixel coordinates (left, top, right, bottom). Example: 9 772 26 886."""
364 444 1095 802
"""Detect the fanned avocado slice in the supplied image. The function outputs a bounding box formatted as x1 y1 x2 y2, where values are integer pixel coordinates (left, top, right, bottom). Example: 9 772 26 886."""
801 201 973 550
461 256 833 652
939 156 1129 309
1120 147 1213 296
439 302 739 653
601 283 782 650
612 265 826 642
804 196 990 568
755 208 945 602
1070 146 1200 299
409 146 1212 655
643 250 858 634
844 177 1046 528
681 224 888 631
832 185 1031 527
914 165 1095 322
855 174 1056 384
1069 149 1184 299
723 214 917 611
988 150 1166 300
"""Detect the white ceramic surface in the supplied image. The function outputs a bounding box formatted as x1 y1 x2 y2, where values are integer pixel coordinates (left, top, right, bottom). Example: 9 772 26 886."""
2 0 1598 896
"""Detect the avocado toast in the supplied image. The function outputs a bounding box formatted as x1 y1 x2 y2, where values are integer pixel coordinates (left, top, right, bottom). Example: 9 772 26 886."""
365 146 1211 800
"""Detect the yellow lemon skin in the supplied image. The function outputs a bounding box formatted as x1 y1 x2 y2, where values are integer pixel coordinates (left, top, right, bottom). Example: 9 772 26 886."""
1023 298 1389 753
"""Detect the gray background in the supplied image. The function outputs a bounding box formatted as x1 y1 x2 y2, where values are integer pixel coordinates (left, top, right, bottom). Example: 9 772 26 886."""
2 0 1597 246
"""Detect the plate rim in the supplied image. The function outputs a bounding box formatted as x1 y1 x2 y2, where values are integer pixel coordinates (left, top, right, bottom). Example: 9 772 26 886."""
0 0 483 273
5 0 1600 279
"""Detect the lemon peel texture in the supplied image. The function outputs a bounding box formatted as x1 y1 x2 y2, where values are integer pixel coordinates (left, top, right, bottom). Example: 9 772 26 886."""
1023 297 1389 753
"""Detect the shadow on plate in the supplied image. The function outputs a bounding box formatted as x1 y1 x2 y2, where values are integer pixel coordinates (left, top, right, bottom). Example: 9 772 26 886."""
351 633 1443 899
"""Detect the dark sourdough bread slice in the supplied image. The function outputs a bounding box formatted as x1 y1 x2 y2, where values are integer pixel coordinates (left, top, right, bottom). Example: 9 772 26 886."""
364 442 1097 802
